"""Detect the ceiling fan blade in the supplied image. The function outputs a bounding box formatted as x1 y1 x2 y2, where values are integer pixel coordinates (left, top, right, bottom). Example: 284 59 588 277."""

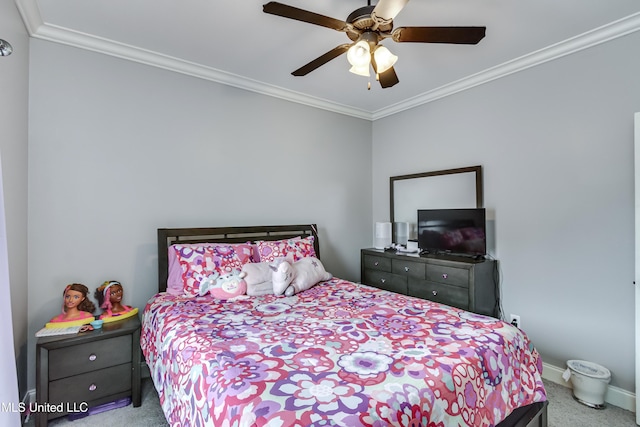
392 26 486 44
378 66 399 88
263 2 350 32
292 44 352 76
371 0 409 28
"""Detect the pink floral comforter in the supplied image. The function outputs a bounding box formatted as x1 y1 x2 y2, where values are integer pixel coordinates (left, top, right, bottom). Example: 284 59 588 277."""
141 279 546 427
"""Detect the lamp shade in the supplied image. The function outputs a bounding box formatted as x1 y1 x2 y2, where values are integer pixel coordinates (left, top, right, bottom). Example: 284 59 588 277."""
347 40 371 68
373 45 397 73
349 64 370 77
374 222 392 249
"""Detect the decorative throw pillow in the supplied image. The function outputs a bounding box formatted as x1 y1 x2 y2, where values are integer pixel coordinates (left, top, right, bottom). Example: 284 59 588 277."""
256 236 316 263
172 243 254 297
271 261 295 296
199 270 247 300
289 257 332 294
272 257 332 296
242 255 294 296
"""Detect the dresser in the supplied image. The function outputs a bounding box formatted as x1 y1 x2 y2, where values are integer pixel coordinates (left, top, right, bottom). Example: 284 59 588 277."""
35 314 142 427
361 248 499 317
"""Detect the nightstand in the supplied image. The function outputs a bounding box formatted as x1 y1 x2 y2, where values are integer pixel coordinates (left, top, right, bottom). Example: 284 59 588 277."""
35 314 141 427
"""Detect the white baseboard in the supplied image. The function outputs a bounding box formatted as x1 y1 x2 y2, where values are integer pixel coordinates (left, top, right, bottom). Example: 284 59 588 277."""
543 362 636 413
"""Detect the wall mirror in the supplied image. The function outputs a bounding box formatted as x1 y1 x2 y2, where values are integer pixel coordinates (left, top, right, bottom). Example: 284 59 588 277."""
390 165 483 240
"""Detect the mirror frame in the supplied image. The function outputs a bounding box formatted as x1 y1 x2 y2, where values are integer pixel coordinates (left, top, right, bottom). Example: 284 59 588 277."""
390 165 484 239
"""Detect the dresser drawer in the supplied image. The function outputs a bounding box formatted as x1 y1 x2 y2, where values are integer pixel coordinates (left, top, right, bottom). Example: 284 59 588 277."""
391 259 425 280
363 270 407 294
363 254 391 272
49 335 132 380
426 264 470 287
408 279 469 311
49 363 132 404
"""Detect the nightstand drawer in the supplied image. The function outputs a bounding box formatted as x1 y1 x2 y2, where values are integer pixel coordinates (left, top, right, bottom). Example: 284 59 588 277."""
426 264 469 287
391 259 425 280
408 279 469 310
49 335 132 380
364 270 407 294
363 254 391 272
49 363 132 404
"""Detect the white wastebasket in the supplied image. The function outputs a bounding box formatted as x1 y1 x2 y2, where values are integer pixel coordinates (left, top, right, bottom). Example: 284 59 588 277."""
564 360 611 409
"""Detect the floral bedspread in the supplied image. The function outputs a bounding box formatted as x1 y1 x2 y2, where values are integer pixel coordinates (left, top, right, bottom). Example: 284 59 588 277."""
141 279 546 427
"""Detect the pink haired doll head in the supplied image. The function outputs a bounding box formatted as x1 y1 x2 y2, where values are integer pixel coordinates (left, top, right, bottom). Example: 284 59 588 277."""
95 280 133 319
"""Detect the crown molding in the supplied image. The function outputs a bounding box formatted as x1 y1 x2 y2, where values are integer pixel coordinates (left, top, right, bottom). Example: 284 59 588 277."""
14 0 373 120
15 0 640 122
372 11 640 120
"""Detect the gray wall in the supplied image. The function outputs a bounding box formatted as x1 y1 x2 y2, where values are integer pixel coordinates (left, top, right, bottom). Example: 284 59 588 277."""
26 39 372 389
1 0 29 398
372 31 640 391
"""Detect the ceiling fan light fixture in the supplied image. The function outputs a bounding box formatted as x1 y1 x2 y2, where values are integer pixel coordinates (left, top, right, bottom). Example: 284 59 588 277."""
346 40 370 68
373 45 397 73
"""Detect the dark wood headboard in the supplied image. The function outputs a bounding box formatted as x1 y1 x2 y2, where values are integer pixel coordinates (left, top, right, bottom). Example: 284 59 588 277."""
157 224 319 293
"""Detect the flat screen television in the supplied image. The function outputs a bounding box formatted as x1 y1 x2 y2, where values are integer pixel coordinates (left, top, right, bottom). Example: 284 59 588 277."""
417 208 486 257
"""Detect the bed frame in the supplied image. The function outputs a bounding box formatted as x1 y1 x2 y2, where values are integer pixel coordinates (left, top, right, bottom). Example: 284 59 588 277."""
155 224 547 427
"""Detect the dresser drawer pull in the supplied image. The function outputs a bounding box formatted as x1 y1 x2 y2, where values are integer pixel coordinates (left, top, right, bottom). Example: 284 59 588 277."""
442 273 448 279
404 266 410 272
88 354 97 362
89 384 97 392
374 261 379 266
432 290 438 296
380 278 386 284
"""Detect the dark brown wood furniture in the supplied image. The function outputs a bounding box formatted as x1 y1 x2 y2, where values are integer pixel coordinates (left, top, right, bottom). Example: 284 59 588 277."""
35 314 141 427
361 248 499 317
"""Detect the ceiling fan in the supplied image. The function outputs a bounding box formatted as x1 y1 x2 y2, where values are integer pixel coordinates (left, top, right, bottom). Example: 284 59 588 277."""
263 0 486 89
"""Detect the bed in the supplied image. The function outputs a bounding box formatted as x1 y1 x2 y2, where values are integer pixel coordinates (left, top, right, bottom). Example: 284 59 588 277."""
141 224 548 427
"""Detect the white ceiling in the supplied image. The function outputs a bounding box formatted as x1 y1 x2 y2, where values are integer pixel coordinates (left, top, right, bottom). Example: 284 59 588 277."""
16 0 640 120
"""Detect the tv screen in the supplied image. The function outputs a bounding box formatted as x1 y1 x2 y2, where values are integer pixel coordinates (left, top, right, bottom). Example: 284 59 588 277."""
417 208 486 256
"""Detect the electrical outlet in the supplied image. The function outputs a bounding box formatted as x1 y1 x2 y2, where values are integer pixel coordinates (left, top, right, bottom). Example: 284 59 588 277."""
510 314 521 329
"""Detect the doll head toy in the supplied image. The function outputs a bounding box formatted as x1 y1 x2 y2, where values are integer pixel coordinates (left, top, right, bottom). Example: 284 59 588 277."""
95 280 134 319
49 283 96 323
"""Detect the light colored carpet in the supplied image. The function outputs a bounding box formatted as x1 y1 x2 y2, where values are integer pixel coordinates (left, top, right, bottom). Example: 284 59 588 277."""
24 378 636 426
24 379 168 427
544 380 636 427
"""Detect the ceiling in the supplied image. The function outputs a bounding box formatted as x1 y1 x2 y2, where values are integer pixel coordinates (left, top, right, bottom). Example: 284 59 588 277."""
16 0 640 120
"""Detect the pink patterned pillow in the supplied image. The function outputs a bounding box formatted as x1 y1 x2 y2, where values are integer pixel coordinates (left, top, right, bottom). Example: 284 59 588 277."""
172 243 254 297
256 236 316 263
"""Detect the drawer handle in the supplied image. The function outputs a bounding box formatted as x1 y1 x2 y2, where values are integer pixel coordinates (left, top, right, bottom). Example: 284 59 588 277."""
404 266 410 272
432 290 438 296
442 273 448 279
89 384 97 392
88 354 97 362
380 278 386 284
374 261 379 266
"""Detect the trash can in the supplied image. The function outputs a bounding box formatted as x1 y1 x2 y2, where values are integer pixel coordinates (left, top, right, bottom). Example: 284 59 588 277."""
563 360 611 409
